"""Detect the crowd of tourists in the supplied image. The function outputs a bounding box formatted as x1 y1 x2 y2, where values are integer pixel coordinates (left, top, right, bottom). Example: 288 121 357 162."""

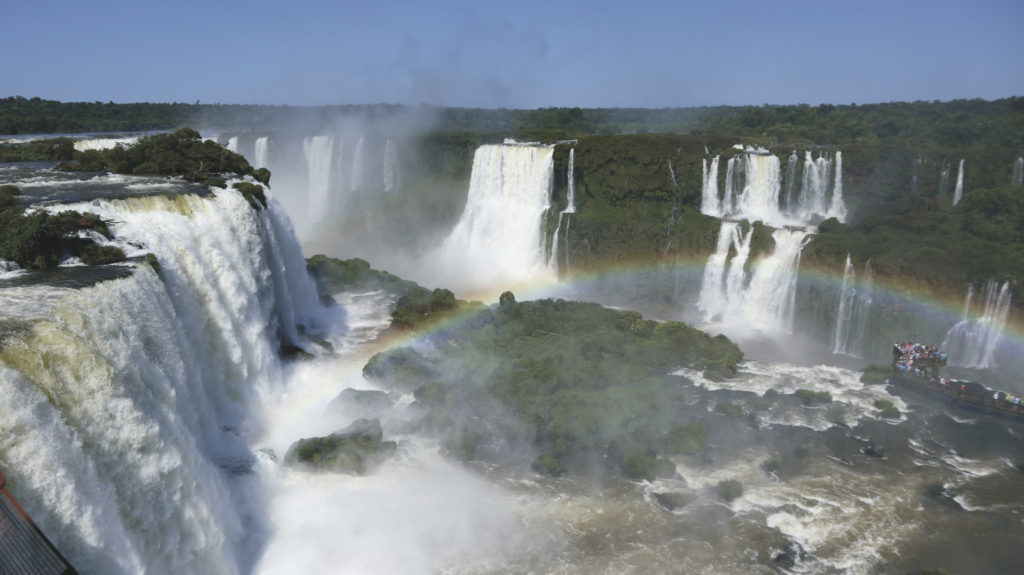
891 341 1024 414
892 342 947 377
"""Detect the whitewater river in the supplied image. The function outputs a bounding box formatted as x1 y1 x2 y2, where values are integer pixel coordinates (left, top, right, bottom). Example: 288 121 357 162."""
1 162 1023 574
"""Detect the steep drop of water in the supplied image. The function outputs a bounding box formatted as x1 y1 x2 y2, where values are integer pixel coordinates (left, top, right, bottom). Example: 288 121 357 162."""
942 280 1012 368
383 138 399 192
1013 157 1024 186
831 255 872 356
0 188 333 574
303 135 335 226
548 147 576 274
440 143 556 293
952 159 965 206
701 156 721 217
254 136 269 170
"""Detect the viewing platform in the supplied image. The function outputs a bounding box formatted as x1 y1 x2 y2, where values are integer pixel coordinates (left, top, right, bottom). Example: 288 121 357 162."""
0 470 77 575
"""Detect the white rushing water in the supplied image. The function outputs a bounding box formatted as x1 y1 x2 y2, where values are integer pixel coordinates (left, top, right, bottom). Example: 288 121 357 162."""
73 136 141 152
254 137 269 170
303 135 335 226
831 255 873 356
382 138 399 192
0 186 333 574
696 146 846 335
952 158 965 206
942 280 1012 369
547 147 576 274
1013 157 1024 186
439 142 556 293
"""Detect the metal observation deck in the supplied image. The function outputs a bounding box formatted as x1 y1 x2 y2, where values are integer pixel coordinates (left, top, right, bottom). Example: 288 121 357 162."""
0 470 77 575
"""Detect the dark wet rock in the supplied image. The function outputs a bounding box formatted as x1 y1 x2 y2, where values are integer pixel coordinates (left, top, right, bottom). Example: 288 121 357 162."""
652 491 690 511
773 541 809 571
773 551 796 569
862 443 885 458
923 483 962 510
328 388 394 415
284 418 397 474
715 479 743 502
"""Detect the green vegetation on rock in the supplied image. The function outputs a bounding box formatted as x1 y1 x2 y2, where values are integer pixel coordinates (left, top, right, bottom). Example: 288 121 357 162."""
283 418 397 475
0 185 124 269
361 294 742 479
794 389 832 405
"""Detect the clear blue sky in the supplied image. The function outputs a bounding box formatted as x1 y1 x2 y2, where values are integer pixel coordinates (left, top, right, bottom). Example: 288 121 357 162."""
3 0 1022 108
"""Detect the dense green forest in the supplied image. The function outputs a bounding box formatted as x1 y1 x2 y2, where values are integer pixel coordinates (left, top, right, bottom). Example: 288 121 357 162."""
3 96 1022 313
4 95 1023 153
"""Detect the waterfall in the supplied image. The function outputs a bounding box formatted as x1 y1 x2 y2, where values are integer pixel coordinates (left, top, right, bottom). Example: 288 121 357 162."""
696 145 841 334
826 151 847 221
831 255 872 356
73 136 139 152
701 156 721 217
441 143 556 291
952 159 965 206
1013 157 1023 186
0 189 331 574
739 228 811 333
938 160 951 197
942 281 1012 369
734 152 783 225
783 151 798 212
798 151 831 218
350 136 366 194
227 136 238 153
254 137 270 170
698 221 751 324
832 255 855 354
723 156 738 215
303 135 335 225
383 138 399 192
548 148 576 274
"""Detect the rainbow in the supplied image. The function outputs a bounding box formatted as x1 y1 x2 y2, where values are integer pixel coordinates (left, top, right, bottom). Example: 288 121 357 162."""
260 255 1022 445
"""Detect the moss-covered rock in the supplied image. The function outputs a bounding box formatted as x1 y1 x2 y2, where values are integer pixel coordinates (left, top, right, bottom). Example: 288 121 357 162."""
232 181 266 210
794 389 832 405
284 418 397 474
715 479 744 502
652 491 690 511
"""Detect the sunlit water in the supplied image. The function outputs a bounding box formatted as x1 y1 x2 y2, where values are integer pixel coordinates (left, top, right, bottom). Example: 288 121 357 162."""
0 163 1022 574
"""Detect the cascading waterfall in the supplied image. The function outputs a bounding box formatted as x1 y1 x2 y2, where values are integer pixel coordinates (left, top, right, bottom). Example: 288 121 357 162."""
734 151 783 225
797 151 832 218
701 156 721 217
698 221 751 323
738 229 812 333
942 280 1012 369
254 137 270 170
938 160 951 197
227 136 238 153
0 188 331 574
73 136 139 152
303 135 335 225
952 159 965 206
697 146 845 334
783 151 798 211
350 136 366 194
832 255 855 354
440 143 556 291
831 255 872 356
826 151 846 221
1013 157 1024 186
547 147 576 273
383 138 399 192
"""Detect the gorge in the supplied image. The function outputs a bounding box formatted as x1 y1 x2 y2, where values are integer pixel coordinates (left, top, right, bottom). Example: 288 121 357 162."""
1 100 1023 574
